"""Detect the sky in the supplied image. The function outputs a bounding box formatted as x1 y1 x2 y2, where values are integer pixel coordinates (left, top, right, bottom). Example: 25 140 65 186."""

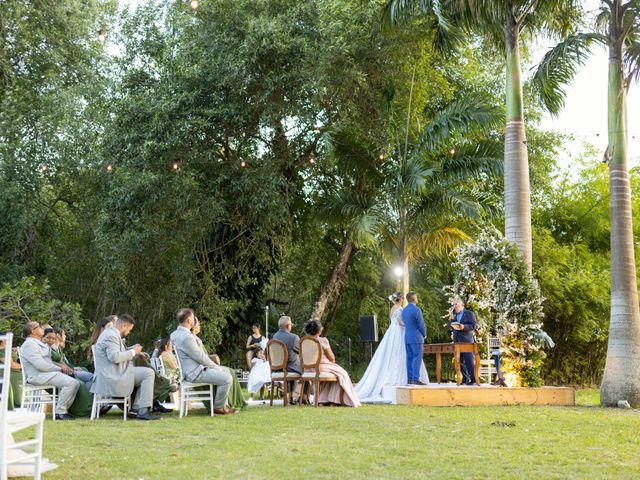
119 0 639 169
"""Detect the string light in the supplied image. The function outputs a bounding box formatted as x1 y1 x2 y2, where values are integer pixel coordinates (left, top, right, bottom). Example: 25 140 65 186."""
172 162 180 171
97 29 105 43
240 161 246 168
190 0 199 10
379 153 385 161
309 156 316 165
449 147 456 156
106 164 113 173
40 164 48 173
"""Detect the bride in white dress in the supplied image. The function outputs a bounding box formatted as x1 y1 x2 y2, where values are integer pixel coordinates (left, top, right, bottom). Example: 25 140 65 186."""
355 292 428 403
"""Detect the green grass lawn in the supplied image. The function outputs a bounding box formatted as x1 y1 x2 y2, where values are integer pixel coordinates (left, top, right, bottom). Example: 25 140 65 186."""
21 389 639 480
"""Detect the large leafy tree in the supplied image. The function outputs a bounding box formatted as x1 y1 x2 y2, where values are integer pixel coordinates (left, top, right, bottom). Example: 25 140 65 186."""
383 0 583 270
533 0 640 407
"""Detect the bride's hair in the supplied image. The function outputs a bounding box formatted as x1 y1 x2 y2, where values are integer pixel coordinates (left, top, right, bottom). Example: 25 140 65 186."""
388 292 402 303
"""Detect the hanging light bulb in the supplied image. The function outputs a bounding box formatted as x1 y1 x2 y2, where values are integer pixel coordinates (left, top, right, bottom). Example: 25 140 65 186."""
240 161 246 168
106 164 113 173
40 164 48 173
173 162 180 171
97 29 106 43
379 153 385 161
449 147 456 156
190 0 199 10
309 156 316 165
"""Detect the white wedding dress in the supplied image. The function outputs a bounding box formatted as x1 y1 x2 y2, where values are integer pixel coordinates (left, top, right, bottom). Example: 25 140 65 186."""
355 306 428 404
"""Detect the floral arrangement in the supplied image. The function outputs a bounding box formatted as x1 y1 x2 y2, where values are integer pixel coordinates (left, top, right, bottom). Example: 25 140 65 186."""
445 228 552 387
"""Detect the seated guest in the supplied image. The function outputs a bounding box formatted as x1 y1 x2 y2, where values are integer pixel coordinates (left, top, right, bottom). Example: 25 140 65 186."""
246 323 266 368
171 308 236 415
303 320 360 407
87 315 117 361
272 315 301 403
91 314 160 420
447 297 478 385
155 337 180 384
20 321 80 420
48 328 94 389
191 317 246 410
247 348 270 400
0 336 22 410
42 328 92 418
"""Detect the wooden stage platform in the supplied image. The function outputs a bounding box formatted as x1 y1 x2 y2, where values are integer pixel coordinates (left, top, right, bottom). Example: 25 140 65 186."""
395 385 575 407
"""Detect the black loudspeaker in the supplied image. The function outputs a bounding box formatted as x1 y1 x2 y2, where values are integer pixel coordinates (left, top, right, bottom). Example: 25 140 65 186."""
359 315 378 343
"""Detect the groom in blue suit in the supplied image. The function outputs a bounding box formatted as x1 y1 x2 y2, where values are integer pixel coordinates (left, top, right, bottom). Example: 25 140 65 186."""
402 291 427 385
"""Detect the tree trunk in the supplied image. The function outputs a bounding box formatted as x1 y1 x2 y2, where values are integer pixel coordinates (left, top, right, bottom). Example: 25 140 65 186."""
503 18 532 270
601 26 640 407
309 239 354 323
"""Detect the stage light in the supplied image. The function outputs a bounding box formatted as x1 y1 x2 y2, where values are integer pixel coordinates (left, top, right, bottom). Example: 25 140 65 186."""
97 29 105 43
190 0 199 10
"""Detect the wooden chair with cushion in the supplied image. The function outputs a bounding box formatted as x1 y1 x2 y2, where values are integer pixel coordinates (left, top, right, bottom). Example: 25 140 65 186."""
298 336 343 407
266 339 300 407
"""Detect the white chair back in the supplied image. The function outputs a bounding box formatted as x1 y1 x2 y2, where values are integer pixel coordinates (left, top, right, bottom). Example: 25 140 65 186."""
173 348 187 381
0 333 13 416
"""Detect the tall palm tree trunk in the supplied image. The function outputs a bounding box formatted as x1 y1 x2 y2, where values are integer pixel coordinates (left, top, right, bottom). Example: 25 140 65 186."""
601 27 640 407
503 16 532 270
399 202 409 298
310 239 354 323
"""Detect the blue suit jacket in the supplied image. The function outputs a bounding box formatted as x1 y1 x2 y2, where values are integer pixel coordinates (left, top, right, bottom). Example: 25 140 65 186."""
402 303 426 344
447 309 477 343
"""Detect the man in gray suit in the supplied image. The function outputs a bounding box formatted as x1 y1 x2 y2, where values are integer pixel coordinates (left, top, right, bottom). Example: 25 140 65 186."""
170 308 235 414
272 315 301 404
20 321 79 420
91 314 159 420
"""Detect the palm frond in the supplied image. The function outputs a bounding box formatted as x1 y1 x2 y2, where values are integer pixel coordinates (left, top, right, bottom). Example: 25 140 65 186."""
531 33 605 115
420 96 503 150
407 226 470 259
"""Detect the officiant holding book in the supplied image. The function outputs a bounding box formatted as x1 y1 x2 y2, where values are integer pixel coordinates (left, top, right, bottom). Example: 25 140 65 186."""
447 297 478 385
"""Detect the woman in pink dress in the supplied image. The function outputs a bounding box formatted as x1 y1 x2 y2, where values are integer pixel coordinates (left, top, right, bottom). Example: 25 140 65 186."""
304 321 361 407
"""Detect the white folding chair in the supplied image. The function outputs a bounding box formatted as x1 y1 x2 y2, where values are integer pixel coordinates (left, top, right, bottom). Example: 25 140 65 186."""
151 356 165 377
479 336 500 384
16 347 57 421
174 350 214 418
1 333 46 480
90 346 129 420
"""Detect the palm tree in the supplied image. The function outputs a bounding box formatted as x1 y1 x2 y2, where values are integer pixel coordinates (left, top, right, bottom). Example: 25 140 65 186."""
310 96 503 328
383 0 582 271
532 0 640 407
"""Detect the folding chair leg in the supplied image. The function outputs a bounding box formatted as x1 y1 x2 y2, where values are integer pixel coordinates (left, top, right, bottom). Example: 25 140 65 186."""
34 418 44 480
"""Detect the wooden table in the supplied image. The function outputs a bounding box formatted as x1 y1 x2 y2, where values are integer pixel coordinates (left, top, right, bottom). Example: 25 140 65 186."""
423 343 481 385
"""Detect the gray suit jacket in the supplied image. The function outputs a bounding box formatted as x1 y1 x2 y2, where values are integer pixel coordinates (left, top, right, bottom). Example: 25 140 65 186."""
170 326 220 382
91 326 136 397
272 329 301 374
20 337 62 385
